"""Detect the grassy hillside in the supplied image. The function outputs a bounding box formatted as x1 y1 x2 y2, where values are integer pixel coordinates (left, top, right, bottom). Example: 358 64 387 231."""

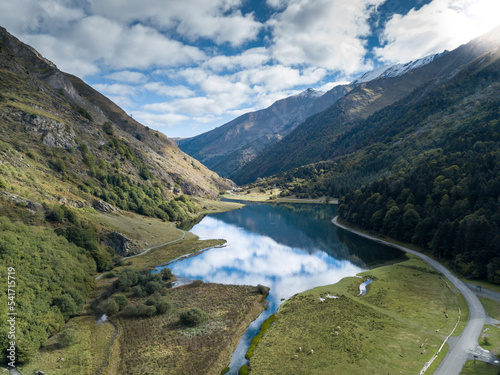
250 257 467 374
0 26 242 370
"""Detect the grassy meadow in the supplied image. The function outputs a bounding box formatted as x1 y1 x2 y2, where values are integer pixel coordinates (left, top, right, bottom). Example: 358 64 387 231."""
249 256 467 375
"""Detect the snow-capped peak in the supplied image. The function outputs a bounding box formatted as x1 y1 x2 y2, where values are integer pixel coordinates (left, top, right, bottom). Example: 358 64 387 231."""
351 51 448 85
298 88 325 98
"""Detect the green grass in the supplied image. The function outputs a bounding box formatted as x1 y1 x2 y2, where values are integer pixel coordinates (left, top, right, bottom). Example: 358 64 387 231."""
480 325 500 356
87 211 196 250
21 316 115 375
119 238 226 271
460 360 500 374
480 297 500 320
195 197 244 214
250 257 467 375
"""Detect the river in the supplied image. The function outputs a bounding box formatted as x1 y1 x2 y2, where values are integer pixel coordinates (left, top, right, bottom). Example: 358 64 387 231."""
157 202 404 374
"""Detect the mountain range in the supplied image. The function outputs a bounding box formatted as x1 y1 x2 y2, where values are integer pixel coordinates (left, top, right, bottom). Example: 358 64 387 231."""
179 26 500 187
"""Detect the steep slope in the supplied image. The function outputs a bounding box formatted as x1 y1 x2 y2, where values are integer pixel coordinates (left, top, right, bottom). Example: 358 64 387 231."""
0 26 231 208
336 47 500 282
234 25 500 184
178 86 351 178
350 52 446 84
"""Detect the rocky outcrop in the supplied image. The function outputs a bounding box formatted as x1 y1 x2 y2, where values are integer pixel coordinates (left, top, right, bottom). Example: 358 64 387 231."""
1 191 43 213
104 231 141 257
93 200 120 213
24 113 76 149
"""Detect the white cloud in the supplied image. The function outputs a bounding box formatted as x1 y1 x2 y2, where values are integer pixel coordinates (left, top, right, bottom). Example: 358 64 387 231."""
144 82 195 98
131 111 190 129
88 0 263 46
267 0 384 74
105 71 147 84
92 83 137 97
203 48 270 72
236 65 327 91
375 0 500 63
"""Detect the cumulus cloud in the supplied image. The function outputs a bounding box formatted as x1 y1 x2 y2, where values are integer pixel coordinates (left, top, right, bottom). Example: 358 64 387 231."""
131 111 190 128
88 0 262 46
267 0 385 74
375 0 500 63
105 71 147 84
92 83 138 97
144 82 195 98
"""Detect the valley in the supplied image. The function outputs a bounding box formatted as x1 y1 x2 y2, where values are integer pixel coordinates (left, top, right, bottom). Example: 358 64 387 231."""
0 13 499 375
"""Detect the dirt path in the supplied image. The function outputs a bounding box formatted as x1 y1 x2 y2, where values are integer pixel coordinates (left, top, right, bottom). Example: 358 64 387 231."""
95 223 186 281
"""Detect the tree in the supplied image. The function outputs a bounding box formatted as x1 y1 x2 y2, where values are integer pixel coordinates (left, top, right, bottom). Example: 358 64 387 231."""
114 294 129 311
58 329 78 348
180 308 207 327
102 299 119 317
53 294 78 319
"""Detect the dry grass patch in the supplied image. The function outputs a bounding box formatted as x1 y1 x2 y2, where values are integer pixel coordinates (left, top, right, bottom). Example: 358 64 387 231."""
116 283 266 375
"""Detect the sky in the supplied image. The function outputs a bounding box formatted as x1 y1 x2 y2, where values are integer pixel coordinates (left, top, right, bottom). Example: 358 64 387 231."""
0 0 499 138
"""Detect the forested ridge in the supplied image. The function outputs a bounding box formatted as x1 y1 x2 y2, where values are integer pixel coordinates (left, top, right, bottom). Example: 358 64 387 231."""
250 46 500 283
337 54 500 282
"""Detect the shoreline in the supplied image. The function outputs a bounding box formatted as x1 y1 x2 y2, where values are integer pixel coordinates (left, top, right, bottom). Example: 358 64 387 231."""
332 216 488 374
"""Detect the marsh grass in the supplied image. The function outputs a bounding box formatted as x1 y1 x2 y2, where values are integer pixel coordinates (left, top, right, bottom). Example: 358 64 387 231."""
115 283 265 375
250 257 467 375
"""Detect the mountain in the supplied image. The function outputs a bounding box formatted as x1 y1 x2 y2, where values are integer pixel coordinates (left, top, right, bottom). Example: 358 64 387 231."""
233 26 500 185
177 85 351 179
0 25 236 364
0 26 231 207
246 26 500 283
350 51 447 84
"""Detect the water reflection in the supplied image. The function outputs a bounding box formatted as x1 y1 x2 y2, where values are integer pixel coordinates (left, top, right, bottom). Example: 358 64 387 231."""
170 216 365 308
158 202 404 374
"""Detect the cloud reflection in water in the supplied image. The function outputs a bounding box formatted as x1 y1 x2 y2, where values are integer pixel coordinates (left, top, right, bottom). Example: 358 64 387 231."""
169 216 365 309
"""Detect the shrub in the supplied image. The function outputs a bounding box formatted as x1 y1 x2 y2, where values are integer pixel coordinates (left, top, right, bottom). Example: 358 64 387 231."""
53 294 78 319
145 281 162 295
122 305 137 318
238 365 249 375
190 279 203 287
180 308 207 327
114 294 129 310
257 284 269 295
132 285 146 298
118 269 139 288
58 328 78 348
156 300 172 315
102 299 119 317
102 122 114 135
160 268 173 280
136 304 156 317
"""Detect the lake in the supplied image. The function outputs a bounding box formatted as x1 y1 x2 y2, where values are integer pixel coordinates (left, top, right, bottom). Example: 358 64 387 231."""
159 202 404 373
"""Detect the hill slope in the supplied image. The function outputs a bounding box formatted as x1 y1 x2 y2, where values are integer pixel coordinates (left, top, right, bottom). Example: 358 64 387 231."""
0 26 230 208
233 26 500 185
178 86 351 179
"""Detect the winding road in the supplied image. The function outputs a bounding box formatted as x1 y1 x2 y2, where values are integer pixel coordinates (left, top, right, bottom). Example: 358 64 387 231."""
332 217 497 374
